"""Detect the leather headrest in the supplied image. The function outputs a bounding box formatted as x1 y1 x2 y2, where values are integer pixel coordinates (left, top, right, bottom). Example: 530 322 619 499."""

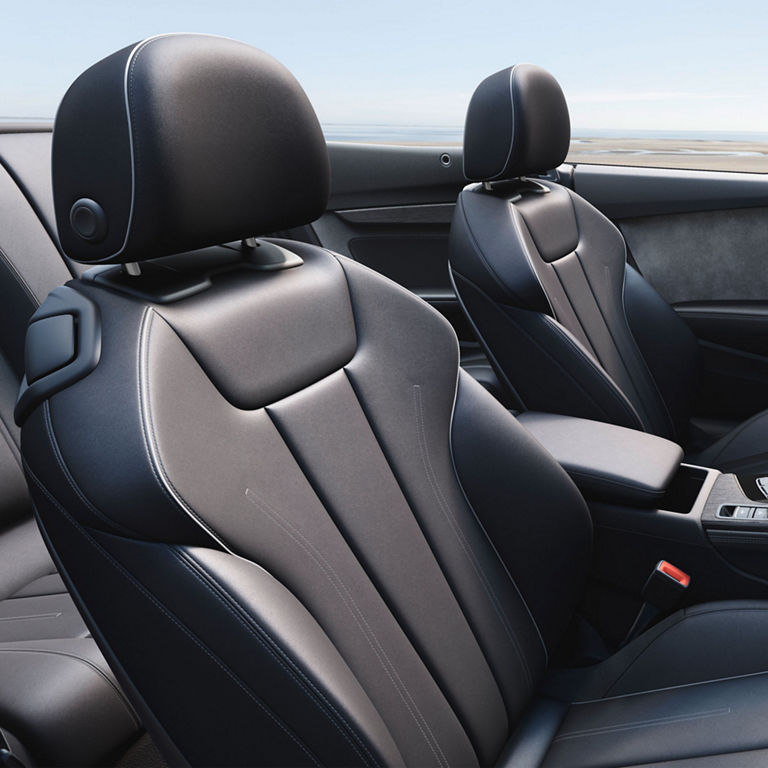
463 64 570 182
52 34 330 264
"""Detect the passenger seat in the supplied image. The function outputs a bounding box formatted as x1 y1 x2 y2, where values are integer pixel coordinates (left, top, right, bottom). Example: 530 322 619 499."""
0 131 145 765
449 64 768 475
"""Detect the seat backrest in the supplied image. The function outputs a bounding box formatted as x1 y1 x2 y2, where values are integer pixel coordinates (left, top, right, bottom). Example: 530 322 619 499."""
18 36 593 767
449 64 700 443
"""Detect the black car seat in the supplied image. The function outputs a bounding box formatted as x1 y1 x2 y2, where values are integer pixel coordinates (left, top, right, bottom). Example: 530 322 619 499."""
18 34 768 767
449 64 768 475
0 131 145 765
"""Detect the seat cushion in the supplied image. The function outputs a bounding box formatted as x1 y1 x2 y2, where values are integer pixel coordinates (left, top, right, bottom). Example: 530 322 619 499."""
503 601 768 767
544 671 768 767
0 638 142 766
0 535 144 765
549 601 768 700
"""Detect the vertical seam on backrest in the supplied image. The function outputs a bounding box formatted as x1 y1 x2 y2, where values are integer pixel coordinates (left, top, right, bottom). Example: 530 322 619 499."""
539 316 646 430
448 267 527 410
173 547 380 768
509 206 556 316
412 382 536 691
137 306 230 550
244 429 451 768
457 195 543 311
24 465 321 768
619 269 678 439
571 249 657 433
567 187 676 438
548 258 599 360
446 374 549 669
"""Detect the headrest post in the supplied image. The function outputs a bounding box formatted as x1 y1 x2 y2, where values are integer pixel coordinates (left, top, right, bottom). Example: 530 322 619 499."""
122 262 142 277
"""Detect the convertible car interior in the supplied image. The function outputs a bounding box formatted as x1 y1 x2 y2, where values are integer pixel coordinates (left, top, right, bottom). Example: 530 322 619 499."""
4 29 768 768
449 63 768 476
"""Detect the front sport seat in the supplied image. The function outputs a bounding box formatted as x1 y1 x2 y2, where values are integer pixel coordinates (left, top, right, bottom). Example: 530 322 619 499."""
17 35 768 766
449 64 768 475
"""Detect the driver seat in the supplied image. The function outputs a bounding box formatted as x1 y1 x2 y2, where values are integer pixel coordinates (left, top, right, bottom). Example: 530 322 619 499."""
17 34 768 767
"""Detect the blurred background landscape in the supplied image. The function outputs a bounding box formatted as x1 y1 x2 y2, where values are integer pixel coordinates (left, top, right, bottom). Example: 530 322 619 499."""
321 125 768 173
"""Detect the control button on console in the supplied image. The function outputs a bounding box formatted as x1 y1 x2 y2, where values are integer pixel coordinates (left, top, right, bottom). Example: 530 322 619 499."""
754 508 768 520
734 506 754 519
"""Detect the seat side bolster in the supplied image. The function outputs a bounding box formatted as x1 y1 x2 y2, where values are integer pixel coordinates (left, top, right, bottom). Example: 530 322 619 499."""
450 370 593 656
23 459 402 768
452 269 645 430
175 546 405 768
622 264 701 444
449 189 553 314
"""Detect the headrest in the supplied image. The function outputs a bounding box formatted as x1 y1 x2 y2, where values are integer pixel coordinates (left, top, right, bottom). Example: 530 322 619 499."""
463 64 570 182
52 34 330 264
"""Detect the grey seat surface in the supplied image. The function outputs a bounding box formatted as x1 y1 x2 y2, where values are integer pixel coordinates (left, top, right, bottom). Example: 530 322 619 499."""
448 63 768 475
19 34 768 768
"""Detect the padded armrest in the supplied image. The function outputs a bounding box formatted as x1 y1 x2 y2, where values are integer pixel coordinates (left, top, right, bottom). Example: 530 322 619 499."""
517 412 684 507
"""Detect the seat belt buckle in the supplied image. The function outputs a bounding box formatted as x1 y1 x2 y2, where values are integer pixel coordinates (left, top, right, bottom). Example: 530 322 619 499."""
642 560 690 612
622 561 690 646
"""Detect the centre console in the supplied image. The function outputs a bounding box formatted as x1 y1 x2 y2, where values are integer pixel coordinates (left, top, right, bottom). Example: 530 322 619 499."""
517 411 768 644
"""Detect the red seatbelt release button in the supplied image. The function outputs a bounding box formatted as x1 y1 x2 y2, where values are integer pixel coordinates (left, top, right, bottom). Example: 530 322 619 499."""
623 561 692 645
657 560 690 587
643 560 691 612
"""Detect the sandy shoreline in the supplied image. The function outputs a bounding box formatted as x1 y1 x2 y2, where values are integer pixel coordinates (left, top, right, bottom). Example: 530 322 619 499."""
331 137 768 173
566 137 768 172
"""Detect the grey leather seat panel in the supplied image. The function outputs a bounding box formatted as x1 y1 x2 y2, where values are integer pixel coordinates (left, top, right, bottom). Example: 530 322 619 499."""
0 637 141 766
0 593 89 642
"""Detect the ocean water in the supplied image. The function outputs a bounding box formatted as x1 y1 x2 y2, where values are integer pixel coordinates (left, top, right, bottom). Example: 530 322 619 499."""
322 124 768 145
322 124 463 143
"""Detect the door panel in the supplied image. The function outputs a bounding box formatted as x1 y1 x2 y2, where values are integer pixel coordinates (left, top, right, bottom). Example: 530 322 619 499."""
619 207 768 304
574 163 768 421
327 143 464 209
319 146 768 419
314 142 514 403
315 142 472 338
573 164 768 219
675 304 768 421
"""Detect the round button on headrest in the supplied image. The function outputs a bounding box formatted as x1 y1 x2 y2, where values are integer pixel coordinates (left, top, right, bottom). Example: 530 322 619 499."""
70 199 107 242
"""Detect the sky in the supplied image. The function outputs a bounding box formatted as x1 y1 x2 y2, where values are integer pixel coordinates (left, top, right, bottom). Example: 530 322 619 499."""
1 0 767 135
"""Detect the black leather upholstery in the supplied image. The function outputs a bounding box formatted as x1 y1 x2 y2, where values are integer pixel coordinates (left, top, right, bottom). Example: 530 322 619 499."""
0 132 144 765
451 65 768 473
450 185 689 437
463 64 570 182
20 37 768 767
517 411 684 506
53 34 329 264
